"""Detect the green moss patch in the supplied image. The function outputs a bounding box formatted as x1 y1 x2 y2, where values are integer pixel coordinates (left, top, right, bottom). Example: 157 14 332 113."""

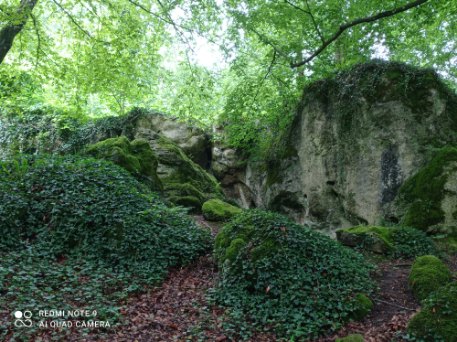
409 255 452 301
202 199 242 221
398 147 457 231
352 293 374 320
336 334 364 342
408 282 457 341
86 136 162 191
213 210 375 339
157 135 222 210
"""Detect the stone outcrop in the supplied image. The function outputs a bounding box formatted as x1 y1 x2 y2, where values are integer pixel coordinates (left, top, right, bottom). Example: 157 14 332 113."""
88 111 222 212
214 62 457 231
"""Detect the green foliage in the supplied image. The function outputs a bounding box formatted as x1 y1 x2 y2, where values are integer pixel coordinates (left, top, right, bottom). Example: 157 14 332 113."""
336 334 365 342
398 147 457 230
391 227 437 259
408 255 452 302
86 136 162 191
0 154 211 339
212 210 375 339
202 199 242 221
408 282 457 342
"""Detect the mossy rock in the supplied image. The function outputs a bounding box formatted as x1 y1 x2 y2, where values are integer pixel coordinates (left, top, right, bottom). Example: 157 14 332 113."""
167 195 202 213
408 282 457 341
336 226 394 254
409 255 452 301
397 147 457 231
156 135 222 209
351 293 373 321
86 136 162 191
202 199 242 221
337 225 436 258
336 334 364 342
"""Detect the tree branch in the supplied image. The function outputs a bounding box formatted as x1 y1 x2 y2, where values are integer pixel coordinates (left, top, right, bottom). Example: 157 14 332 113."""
283 0 324 43
0 0 38 64
30 13 41 66
50 0 93 40
291 0 430 68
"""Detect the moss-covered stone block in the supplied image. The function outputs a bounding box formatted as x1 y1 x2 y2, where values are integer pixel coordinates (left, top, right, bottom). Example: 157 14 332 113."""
337 225 436 258
155 135 222 209
408 255 452 301
202 199 242 222
408 282 457 341
86 136 162 191
336 334 364 342
336 226 394 254
352 293 373 321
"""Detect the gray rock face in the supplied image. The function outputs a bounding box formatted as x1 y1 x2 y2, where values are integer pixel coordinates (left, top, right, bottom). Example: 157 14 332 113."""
132 112 212 168
214 62 457 231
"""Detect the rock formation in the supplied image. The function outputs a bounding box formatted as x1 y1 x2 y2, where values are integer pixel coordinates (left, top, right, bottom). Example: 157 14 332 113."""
213 62 457 232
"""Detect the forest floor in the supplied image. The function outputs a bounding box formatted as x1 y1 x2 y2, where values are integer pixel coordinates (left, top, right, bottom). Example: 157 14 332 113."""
95 216 440 342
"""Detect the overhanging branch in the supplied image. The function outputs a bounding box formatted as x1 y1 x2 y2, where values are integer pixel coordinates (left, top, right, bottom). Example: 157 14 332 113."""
290 0 430 68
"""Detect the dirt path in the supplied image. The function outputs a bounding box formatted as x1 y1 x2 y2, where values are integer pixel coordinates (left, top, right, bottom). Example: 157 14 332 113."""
321 260 419 342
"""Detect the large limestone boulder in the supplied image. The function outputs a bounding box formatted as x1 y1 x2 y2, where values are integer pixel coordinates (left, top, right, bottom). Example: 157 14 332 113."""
130 110 211 168
211 127 257 209
219 62 457 231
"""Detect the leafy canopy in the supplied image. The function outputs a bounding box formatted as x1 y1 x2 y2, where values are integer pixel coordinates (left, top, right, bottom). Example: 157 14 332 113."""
0 0 456 155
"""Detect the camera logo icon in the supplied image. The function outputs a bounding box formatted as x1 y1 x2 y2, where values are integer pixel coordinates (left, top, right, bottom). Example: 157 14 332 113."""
14 310 33 327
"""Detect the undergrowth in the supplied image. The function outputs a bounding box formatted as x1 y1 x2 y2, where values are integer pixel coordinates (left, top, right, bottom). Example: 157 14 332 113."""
0 154 211 340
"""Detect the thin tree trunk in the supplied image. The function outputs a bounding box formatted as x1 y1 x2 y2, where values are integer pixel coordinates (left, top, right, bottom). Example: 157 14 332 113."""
0 0 38 64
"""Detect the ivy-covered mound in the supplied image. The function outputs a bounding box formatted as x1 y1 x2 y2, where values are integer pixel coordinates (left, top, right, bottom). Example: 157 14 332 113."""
213 210 375 339
0 155 210 339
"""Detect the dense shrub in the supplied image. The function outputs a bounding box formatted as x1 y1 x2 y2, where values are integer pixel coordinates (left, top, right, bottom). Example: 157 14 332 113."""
0 155 211 339
408 282 457 341
213 210 375 339
391 227 437 258
408 255 452 301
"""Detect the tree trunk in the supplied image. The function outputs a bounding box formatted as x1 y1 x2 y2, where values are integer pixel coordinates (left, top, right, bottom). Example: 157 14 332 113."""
0 0 38 65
